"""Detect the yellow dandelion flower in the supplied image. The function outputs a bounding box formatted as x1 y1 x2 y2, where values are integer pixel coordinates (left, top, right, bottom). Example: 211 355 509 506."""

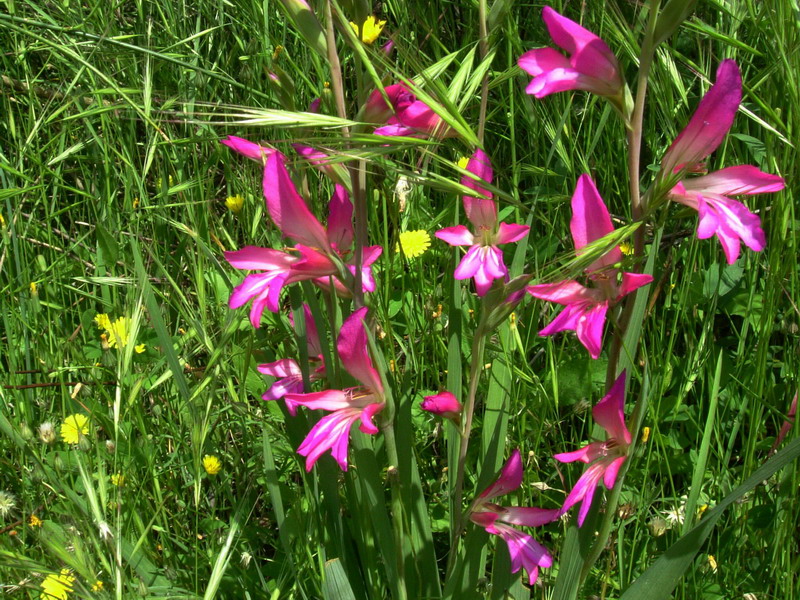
225 195 245 214
29 514 43 527
640 426 651 443
132 197 140 210
395 230 431 259
40 569 75 600
91 581 104 592
94 313 112 331
0 213 5 227
350 15 386 44
95 314 145 353
30 282 38 295
111 473 125 487
60 414 89 445
619 242 634 256
203 455 222 475
457 156 470 170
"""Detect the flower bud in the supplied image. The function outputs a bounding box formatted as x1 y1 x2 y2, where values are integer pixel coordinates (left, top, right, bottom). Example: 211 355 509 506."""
421 391 462 425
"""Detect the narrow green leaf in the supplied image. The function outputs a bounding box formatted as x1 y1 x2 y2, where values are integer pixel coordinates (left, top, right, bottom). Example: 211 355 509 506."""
620 437 800 600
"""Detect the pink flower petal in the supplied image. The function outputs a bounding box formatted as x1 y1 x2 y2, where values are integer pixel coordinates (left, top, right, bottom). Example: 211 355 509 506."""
570 174 622 272
496 222 530 244
487 522 553 585
435 225 475 246
518 47 571 77
479 449 523 500
297 407 363 471
617 272 654 298
592 371 631 444
603 456 627 490
538 302 588 337
326 184 354 251
225 246 297 270
258 358 302 378
453 245 483 280
683 165 785 196
662 60 741 174
337 307 384 395
263 152 331 250
285 389 352 411
527 280 597 305
221 136 273 162
575 300 608 359
499 507 560 528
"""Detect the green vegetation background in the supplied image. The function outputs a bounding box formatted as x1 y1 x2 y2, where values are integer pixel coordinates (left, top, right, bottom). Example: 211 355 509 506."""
0 0 797 598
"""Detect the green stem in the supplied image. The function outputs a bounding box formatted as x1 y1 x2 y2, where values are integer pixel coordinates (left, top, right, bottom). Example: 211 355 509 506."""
445 309 489 579
381 418 409 600
586 0 661 588
606 0 661 387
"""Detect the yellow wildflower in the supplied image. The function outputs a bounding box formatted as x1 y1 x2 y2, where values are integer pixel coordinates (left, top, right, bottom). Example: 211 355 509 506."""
395 230 431 259
30 282 38 295
225 195 245 214
272 45 284 61
350 15 386 44
91 581 104 592
457 156 470 170
29 514 43 527
60 414 89 445
619 242 634 256
640 426 651 443
707 554 718 572
111 473 125 487
0 213 5 228
40 569 75 600
203 455 222 475
94 314 145 353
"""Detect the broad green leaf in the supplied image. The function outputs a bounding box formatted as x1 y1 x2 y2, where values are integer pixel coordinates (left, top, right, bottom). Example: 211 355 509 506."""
323 558 357 600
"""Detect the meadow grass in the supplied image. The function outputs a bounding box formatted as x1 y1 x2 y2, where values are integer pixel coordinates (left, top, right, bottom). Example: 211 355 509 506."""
0 0 797 598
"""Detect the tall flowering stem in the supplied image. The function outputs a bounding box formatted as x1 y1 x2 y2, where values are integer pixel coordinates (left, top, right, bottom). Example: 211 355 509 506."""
446 305 489 576
580 0 662 589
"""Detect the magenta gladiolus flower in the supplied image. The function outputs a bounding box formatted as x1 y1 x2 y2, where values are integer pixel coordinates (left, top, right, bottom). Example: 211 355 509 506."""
662 60 785 264
365 83 454 138
469 450 558 586
555 371 631 526
224 147 382 320
435 149 529 296
258 305 326 414
421 390 462 423
518 6 624 102
285 307 385 471
527 175 652 358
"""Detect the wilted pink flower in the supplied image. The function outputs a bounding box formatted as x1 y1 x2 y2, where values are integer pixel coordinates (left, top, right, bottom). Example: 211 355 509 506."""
421 390 462 424
527 175 652 358
258 304 326 414
518 6 624 102
435 149 529 296
365 83 454 138
285 307 385 471
662 60 784 264
555 371 631 526
469 450 558 586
